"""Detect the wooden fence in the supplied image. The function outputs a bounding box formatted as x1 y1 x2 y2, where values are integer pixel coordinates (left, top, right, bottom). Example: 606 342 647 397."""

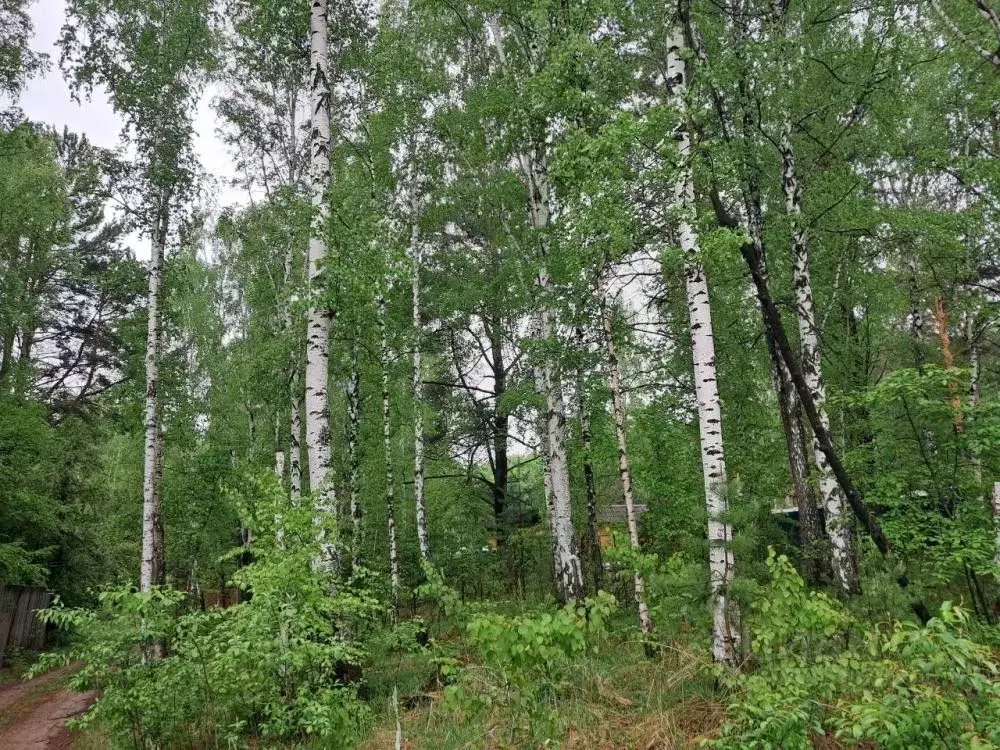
0 585 52 657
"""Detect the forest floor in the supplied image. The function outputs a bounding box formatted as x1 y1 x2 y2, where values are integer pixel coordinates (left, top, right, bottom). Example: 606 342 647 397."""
0 664 96 749
360 625 727 749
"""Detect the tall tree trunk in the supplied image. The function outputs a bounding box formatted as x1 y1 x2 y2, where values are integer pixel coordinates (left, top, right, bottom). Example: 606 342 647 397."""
487 316 510 544
599 298 652 634
666 16 740 665
306 0 335 529
537 333 583 602
780 125 859 596
411 222 429 561
993 483 1000 571
289 369 303 503
378 293 400 602
140 198 169 593
740 239 932 623
347 335 362 570
526 153 583 602
574 326 602 593
934 296 965 430
772 343 826 581
966 311 983 486
691 0 823 580
746 180 825 582
485 17 582 602
282 234 303 503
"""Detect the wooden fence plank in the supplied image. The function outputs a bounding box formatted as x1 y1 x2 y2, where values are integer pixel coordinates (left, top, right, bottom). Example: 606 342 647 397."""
0 586 51 655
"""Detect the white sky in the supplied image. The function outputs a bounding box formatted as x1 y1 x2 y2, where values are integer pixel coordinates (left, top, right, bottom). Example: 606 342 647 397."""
22 0 244 260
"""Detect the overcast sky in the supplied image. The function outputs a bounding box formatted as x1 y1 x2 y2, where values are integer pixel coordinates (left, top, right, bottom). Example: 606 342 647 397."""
22 0 243 260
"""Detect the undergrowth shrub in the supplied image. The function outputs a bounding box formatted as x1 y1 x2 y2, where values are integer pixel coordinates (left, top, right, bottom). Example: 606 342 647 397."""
715 549 1000 749
605 539 709 644
442 591 617 745
34 474 381 749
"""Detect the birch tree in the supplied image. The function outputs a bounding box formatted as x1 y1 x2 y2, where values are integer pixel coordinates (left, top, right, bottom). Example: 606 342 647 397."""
665 8 740 664
217 0 310 502
62 0 213 591
485 13 583 603
770 7 859 593
599 291 652 634
305 0 336 528
377 289 400 601
410 217 430 560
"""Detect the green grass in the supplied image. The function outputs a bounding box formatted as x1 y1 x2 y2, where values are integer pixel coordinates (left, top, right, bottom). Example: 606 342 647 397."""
357 612 724 750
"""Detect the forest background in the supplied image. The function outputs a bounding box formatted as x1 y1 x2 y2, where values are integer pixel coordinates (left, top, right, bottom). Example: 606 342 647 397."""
2 0 1000 746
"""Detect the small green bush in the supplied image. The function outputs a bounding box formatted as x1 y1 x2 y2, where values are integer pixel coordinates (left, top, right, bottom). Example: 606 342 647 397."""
443 591 617 745
34 474 381 749
715 549 1000 749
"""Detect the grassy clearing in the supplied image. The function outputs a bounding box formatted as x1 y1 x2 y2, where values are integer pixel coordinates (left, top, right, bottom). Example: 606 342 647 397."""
359 611 726 750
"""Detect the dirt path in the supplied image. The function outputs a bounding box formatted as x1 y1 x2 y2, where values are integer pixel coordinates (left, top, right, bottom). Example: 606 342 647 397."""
0 666 97 749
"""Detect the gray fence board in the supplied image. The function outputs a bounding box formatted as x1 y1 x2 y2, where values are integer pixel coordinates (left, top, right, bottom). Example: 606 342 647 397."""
0 586 52 656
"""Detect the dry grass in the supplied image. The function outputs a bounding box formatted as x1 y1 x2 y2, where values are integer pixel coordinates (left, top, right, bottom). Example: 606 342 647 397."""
361 634 727 750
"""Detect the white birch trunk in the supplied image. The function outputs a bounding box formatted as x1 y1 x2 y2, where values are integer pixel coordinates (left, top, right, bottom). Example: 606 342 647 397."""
666 22 740 665
780 124 859 596
599 296 652 634
306 0 335 525
289 373 303 503
966 312 983 486
411 222 429 561
485 17 582 601
347 335 362 570
140 199 169 593
275 432 286 548
527 158 583 603
539 340 584 601
378 293 400 600
282 232 303 504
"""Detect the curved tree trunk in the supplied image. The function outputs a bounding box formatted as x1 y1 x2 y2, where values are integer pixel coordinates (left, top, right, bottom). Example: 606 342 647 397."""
666 16 740 665
599 297 652 634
